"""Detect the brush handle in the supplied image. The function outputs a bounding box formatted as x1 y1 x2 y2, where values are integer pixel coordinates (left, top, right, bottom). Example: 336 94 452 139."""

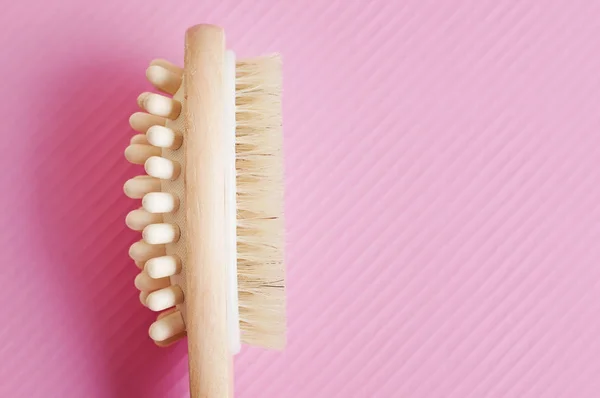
184 24 232 398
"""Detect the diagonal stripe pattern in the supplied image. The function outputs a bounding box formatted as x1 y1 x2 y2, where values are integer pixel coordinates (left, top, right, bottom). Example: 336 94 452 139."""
1 0 600 397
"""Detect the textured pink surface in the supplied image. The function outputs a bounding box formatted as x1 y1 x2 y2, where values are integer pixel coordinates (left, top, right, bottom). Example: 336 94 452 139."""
2 1 600 397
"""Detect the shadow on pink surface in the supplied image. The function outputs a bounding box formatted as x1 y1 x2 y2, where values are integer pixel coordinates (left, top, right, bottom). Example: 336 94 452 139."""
29 55 189 397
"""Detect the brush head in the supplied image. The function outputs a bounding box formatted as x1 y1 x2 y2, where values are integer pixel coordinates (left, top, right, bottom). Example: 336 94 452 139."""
124 54 285 351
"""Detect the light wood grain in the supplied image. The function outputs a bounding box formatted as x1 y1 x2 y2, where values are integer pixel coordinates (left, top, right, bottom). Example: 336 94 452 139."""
184 24 232 398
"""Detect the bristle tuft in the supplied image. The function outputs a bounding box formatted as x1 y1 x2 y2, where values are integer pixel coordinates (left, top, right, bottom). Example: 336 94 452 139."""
236 55 285 349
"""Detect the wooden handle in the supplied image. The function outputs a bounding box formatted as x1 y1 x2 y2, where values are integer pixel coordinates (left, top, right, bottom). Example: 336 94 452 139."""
184 24 232 398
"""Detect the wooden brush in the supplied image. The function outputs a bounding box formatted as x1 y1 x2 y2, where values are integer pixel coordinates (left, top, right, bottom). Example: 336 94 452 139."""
123 24 285 397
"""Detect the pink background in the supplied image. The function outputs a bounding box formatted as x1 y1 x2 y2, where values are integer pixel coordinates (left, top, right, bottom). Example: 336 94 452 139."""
2 1 600 397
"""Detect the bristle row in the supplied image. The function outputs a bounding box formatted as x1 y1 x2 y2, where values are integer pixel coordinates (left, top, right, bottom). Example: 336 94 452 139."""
235 55 286 349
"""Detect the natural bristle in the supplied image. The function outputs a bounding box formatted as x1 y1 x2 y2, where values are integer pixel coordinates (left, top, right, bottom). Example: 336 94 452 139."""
235 55 286 349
